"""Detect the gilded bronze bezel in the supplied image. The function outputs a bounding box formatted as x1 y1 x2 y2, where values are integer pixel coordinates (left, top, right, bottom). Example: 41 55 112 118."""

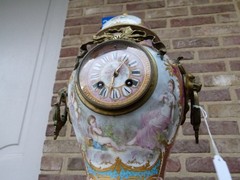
75 39 158 116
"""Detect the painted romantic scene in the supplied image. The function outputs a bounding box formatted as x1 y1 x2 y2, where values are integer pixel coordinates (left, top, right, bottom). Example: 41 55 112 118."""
81 78 181 169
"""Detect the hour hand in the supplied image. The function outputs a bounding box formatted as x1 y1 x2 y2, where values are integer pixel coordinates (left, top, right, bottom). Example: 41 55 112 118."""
109 75 115 90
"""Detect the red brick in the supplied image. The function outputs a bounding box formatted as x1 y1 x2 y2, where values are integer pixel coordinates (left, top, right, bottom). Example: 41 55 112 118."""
146 7 188 18
55 69 73 81
85 5 123 15
216 13 238 23
82 24 101 34
236 88 240 100
192 24 240 36
62 37 76 47
127 11 145 20
67 157 85 170
156 28 191 39
60 47 79 57
182 121 239 135
58 58 76 69
208 103 240 118
62 35 92 47
216 139 240 153
191 4 235 15
166 157 181 172
199 89 231 101
43 140 80 153
64 27 81 36
68 0 104 8
182 62 226 73
171 139 210 153
199 47 240 60
53 81 68 93
39 174 86 180
51 95 58 106
223 35 240 46
48 108 55 123
40 156 63 171
46 124 67 137
186 157 215 172
203 74 240 87
67 9 83 18
126 1 165 11
144 19 167 29
167 0 209 7
171 16 215 27
224 157 240 173
167 51 194 60
173 37 219 49
230 60 240 71
65 16 100 27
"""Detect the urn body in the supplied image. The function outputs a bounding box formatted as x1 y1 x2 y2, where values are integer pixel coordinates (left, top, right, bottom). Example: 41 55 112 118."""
68 40 186 179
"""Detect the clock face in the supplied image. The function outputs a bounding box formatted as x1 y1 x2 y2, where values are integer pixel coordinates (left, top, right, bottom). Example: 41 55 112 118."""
76 40 157 115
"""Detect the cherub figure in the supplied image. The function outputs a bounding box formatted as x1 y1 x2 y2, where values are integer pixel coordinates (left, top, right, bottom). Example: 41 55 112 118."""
87 115 123 151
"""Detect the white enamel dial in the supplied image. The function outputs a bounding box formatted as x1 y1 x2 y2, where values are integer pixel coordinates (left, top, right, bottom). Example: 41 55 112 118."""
76 40 157 115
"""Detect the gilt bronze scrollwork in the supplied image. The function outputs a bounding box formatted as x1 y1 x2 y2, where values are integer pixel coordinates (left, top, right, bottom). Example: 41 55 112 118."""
176 57 202 143
53 88 70 140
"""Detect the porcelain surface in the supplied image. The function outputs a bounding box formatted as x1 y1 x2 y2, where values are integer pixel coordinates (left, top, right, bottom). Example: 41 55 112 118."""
68 44 185 179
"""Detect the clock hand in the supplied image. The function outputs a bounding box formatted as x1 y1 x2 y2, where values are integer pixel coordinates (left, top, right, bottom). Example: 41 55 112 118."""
110 58 127 90
109 74 115 91
114 58 127 77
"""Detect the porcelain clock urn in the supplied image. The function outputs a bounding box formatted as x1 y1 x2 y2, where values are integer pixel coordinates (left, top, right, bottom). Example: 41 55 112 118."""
57 15 202 180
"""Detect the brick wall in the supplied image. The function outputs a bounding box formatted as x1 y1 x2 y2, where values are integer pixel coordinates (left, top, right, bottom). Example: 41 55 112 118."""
39 0 240 179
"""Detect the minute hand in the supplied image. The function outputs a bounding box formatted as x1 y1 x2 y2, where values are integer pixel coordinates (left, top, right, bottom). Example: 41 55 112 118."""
114 59 127 76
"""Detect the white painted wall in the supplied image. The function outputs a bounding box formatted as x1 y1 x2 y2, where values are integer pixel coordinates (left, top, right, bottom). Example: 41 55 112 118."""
0 0 68 179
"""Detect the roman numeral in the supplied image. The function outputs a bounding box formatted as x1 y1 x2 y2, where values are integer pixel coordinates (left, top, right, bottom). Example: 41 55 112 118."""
121 54 128 62
112 52 119 61
110 88 120 99
92 82 98 90
128 60 137 67
99 87 108 97
122 86 132 96
132 79 139 87
90 73 100 80
93 63 102 70
101 56 110 64
131 70 141 76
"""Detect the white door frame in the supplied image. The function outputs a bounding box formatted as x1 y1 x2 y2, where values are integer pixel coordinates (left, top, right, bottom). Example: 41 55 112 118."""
0 0 68 179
